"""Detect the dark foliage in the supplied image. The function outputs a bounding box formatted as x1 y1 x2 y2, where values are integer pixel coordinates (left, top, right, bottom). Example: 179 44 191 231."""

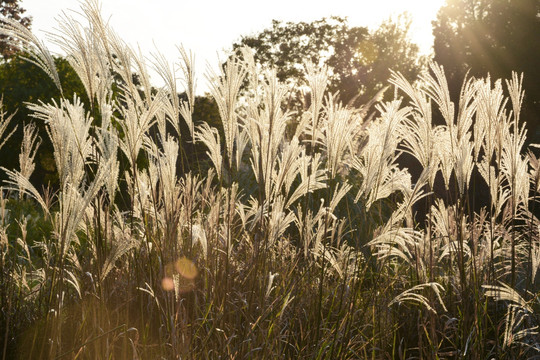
233 16 424 109
433 0 540 140
0 56 86 186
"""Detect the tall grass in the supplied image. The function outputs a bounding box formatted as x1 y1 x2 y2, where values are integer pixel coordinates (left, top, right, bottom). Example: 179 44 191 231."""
1 1 540 358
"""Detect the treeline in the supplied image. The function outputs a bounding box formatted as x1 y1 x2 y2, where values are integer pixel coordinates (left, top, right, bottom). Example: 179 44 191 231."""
0 0 538 189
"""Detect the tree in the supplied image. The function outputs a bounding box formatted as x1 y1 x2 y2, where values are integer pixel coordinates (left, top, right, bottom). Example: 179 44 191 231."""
0 0 31 59
0 55 86 186
433 0 540 139
232 15 424 108
366 14 425 101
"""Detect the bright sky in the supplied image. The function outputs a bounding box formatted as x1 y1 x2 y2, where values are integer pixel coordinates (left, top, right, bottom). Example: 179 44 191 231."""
20 0 446 94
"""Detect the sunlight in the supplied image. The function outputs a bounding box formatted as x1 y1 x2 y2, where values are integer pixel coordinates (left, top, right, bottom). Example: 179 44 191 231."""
22 0 448 92
369 0 447 53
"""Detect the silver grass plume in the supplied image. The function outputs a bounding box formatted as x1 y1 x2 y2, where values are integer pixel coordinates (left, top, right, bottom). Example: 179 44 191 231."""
454 130 475 196
389 282 447 315
304 62 328 150
483 283 537 350
322 93 356 178
273 138 303 208
246 67 291 200
151 49 182 137
420 63 454 128
501 72 529 213
206 54 247 170
18 123 41 182
51 4 113 108
287 151 327 208
368 226 425 269
2 168 50 216
94 127 119 200
0 17 62 93
178 45 196 137
195 123 223 177
351 100 411 210
55 157 111 256
28 95 93 188
117 90 163 168
0 100 18 152
475 77 507 167
389 70 438 188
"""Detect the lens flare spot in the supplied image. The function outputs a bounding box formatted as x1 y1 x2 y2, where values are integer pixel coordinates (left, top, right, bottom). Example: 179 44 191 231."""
175 257 198 280
161 277 175 291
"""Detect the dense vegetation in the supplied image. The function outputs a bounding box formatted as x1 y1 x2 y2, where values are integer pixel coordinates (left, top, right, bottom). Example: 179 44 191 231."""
232 14 424 107
0 0 540 359
433 0 540 141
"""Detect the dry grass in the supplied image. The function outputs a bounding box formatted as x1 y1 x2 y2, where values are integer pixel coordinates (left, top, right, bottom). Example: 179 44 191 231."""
1 1 540 358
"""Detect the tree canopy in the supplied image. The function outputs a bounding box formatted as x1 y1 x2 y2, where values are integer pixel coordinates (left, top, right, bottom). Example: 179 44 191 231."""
233 15 425 108
0 56 86 185
0 0 31 59
433 0 540 139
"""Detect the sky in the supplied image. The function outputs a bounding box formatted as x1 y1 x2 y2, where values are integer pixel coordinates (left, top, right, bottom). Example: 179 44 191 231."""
20 0 446 94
